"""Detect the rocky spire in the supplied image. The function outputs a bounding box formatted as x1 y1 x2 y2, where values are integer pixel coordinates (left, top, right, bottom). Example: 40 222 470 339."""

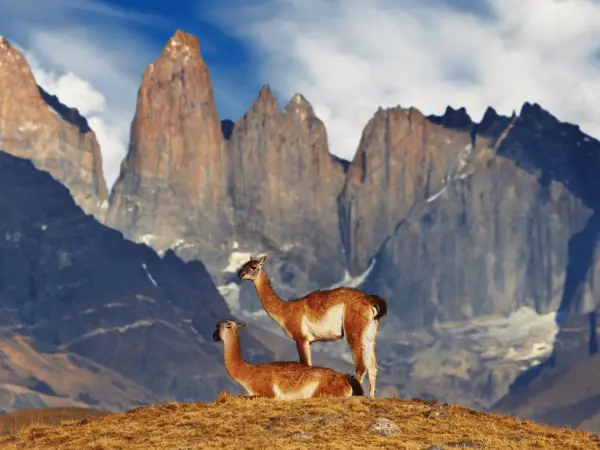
226 87 347 286
105 30 232 264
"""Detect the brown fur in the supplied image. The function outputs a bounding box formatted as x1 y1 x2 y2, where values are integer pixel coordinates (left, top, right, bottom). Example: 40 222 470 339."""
212 320 361 399
237 255 387 398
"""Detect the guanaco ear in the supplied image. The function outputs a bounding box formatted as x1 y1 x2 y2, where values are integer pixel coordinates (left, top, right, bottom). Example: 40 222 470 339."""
249 255 256 262
236 322 247 329
258 254 268 266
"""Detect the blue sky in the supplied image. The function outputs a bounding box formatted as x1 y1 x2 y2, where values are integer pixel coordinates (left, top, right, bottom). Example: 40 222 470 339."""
1 0 600 187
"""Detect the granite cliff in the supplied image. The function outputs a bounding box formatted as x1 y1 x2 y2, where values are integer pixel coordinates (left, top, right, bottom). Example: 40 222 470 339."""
363 103 598 330
359 103 600 408
0 37 107 218
105 30 233 270
227 87 347 288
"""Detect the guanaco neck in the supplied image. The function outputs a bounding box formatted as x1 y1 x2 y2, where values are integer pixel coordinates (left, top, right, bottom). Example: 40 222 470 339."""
252 270 287 321
222 332 250 380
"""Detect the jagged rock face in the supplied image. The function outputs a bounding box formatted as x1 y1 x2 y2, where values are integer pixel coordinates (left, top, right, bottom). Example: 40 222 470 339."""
363 104 600 330
338 106 472 275
226 88 347 287
0 37 107 218
105 30 232 268
0 149 278 407
428 106 475 132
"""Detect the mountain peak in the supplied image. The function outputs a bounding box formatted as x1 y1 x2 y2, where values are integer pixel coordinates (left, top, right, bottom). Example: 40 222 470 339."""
427 105 473 131
475 106 512 138
0 35 11 50
443 105 472 124
245 85 280 114
162 29 202 58
517 102 567 132
290 93 309 105
481 106 499 121
284 92 316 120
519 102 552 121
258 84 276 100
0 36 27 67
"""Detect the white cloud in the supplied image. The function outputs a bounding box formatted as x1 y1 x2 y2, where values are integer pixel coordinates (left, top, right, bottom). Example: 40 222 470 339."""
214 0 600 161
21 49 130 186
29 66 106 117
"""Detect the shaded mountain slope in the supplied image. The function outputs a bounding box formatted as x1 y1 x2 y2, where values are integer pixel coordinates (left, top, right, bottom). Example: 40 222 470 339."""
0 149 271 408
493 352 600 433
0 331 157 413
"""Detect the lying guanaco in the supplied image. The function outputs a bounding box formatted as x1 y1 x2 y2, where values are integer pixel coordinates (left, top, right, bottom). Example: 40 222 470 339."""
237 255 387 398
212 320 364 399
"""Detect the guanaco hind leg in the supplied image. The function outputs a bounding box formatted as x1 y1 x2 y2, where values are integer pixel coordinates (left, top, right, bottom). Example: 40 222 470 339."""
367 320 380 398
345 327 368 384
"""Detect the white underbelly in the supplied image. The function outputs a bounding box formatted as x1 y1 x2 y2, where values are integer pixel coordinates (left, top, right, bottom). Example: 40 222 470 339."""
273 381 319 399
303 304 344 341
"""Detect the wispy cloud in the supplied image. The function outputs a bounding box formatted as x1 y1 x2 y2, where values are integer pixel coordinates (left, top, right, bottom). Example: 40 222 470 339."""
0 0 164 187
211 0 600 161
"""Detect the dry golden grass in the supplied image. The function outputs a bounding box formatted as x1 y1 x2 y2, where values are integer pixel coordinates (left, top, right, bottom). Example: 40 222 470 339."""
0 394 598 449
0 407 110 436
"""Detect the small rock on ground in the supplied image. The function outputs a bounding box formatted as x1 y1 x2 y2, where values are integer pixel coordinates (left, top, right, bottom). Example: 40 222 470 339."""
371 418 402 436
446 441 481 449
291 432 313 439
425 446 444 450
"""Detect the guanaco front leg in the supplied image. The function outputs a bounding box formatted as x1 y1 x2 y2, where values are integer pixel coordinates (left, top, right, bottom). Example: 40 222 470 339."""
296 339 312 366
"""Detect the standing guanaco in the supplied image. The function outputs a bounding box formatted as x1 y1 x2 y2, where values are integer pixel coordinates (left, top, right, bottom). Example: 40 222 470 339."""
237 255 387 398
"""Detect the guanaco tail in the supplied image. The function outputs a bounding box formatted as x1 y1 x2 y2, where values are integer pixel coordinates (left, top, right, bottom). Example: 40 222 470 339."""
212 320 364 399
237 255 387 398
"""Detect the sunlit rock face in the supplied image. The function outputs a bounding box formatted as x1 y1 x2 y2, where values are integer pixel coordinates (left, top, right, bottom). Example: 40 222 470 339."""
0 36 108 218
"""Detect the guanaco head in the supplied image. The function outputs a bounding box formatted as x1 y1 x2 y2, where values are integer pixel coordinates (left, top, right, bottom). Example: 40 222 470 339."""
237 255 268 281
212 320 247 342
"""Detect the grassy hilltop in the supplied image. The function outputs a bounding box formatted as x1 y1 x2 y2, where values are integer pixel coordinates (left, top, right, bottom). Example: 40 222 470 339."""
0 394 598 449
